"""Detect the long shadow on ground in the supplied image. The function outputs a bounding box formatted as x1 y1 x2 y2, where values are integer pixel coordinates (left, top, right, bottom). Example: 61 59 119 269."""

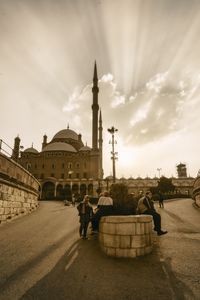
20 235 193 300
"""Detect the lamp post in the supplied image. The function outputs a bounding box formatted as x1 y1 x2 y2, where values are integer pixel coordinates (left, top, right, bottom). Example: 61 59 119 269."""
107 126 118 183
157 168 162 178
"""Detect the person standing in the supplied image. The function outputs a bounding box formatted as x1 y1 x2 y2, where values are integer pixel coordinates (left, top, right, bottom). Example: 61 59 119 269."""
77 195 93 239
72 194 76 207
137 191 167 236
158 191 164 208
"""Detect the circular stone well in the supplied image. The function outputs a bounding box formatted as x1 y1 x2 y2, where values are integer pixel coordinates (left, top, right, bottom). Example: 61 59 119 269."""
99 215 153 258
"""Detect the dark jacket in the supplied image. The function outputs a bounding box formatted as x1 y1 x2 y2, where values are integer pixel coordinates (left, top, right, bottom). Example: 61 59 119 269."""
77 202 93 223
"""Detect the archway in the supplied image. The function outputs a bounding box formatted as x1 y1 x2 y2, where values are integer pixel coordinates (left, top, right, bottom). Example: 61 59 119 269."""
88 183 93 196
42 182 55 200
80 184 87 199
72 183 79 200
56 184 64 200
64 184 72 201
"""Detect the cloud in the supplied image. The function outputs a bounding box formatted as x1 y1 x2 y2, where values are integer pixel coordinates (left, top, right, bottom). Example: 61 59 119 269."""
62 70 200 148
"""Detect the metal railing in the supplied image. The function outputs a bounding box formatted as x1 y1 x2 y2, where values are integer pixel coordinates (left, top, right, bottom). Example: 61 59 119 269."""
0 139 13 157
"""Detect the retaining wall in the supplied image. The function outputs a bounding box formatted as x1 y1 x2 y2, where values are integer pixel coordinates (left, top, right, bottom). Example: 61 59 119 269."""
99 215 153 258
0 153 40 224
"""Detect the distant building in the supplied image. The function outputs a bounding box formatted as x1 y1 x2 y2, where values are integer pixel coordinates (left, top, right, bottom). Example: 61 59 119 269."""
177 163 187 178
104 176 194 196
12 63 103 200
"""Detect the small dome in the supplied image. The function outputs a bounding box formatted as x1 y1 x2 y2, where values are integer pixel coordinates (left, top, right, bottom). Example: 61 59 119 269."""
79 145 91 151
52 129 78 141
42 142 77 152
24 147 38 154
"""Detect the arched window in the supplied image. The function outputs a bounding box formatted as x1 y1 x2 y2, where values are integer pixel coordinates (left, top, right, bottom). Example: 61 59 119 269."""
41 181 55 200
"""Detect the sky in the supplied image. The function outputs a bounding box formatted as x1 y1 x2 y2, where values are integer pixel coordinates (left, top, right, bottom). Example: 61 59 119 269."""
0 0 200 179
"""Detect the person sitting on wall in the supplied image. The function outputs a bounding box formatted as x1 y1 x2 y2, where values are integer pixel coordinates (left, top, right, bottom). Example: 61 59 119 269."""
137 191 167 236
91 191 113 233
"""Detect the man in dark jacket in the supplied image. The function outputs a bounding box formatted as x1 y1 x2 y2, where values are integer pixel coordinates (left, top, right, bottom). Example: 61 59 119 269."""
77 195 93 239
137 191 167 236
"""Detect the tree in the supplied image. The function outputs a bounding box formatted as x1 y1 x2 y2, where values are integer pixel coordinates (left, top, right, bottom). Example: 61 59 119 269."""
110 183 137 215
157 176 175 194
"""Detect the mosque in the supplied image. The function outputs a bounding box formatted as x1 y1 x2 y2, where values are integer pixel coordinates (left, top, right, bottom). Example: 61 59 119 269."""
12 62 103 200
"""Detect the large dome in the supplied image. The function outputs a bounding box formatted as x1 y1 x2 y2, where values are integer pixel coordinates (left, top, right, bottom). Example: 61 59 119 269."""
52 129 78 141
42 142 77 152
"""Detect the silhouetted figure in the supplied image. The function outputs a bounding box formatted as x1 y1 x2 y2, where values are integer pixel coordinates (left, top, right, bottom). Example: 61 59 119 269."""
158 191 164 208
137 191 167 236
72 194 76 207
77 195 93 239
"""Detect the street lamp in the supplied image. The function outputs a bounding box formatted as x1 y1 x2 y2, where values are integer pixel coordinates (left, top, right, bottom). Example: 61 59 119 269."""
157 168 162 178
107 126 118 183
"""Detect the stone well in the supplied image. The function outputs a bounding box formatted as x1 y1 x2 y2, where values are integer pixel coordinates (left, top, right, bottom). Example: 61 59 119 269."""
99 215 153 258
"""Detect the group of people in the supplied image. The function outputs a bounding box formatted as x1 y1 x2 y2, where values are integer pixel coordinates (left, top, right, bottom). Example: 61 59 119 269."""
77 191 113 239
77 190 167 239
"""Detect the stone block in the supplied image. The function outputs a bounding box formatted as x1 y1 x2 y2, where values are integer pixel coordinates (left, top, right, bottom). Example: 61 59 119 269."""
136 215 153 223
103 233 118 248
100 222 116 234
4 207 11 215
136 223 145 235
136 248 145 256
98 233 104 243
118 235 131 248
101 215 139 223
116 223 136 235
104 246 116 257
115 248 137 258
131 235 146 248
23 203 31 208
144 222 151 234
0 208 5 215
145 234 152 246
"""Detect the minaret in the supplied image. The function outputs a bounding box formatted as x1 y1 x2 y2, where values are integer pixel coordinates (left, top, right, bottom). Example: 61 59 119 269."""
42 134 47 150
11 136 20 161
92 61 99 150
98 109 103 178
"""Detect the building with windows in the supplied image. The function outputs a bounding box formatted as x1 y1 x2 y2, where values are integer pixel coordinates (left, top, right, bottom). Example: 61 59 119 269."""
12 63 103 200
176 163 187 178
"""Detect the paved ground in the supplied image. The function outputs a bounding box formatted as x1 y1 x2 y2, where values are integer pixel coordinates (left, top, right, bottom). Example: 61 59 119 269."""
0 199 199 300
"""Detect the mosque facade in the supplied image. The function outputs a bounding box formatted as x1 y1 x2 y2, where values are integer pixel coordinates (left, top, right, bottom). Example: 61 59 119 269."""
12 63 103 200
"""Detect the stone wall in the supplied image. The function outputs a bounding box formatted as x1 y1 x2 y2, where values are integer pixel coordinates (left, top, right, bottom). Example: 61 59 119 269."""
193 177 200 208
0 153 40 225
99 215 153 258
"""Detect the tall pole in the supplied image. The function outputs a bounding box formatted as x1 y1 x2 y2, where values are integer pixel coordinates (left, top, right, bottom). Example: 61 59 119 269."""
108 126 118 183
157 168 162 178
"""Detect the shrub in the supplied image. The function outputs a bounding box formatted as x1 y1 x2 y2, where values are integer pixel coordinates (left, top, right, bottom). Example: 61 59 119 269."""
110 183 136 215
